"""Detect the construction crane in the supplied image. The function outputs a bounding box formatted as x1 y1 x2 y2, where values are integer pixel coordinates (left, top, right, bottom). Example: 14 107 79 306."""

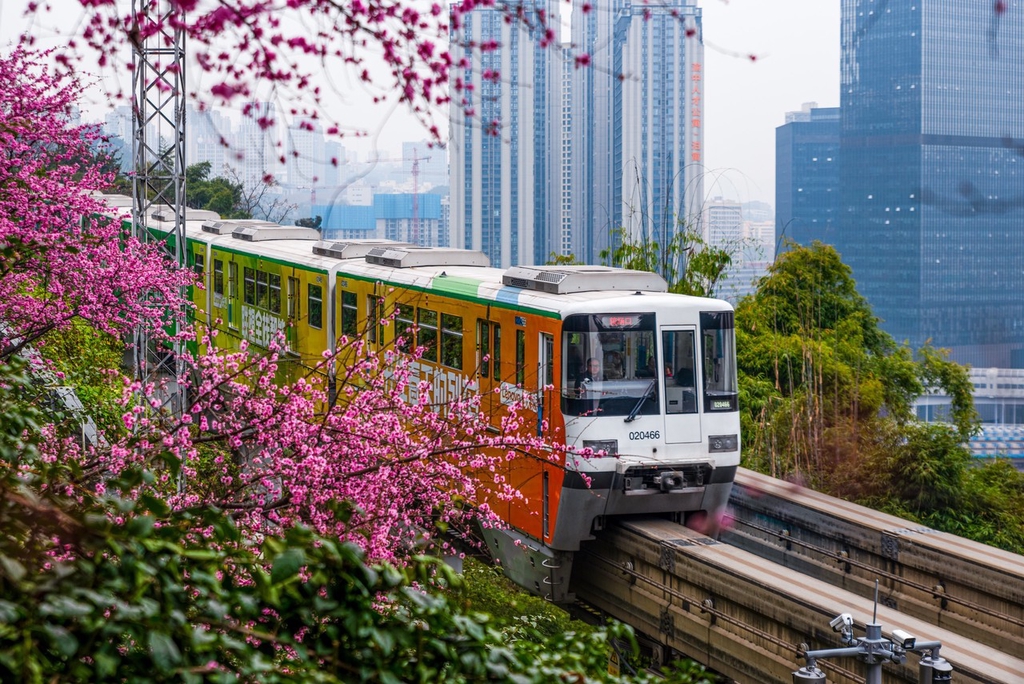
409 148 431 245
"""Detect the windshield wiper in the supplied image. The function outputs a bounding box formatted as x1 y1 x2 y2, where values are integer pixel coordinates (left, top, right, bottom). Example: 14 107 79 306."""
624 380 656 423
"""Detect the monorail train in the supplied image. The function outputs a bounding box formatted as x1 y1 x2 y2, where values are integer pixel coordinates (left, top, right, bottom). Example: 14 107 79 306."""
114 198 740 602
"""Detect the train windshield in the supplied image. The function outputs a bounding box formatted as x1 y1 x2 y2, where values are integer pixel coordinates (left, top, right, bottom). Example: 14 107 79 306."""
561 313 660 417
700 311 738 412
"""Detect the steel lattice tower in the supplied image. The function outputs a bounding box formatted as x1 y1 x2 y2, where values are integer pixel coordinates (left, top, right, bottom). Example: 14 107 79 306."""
131 0 187 418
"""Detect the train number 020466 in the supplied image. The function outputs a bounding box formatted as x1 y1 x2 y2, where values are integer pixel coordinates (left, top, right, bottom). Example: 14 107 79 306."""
628 430 660 441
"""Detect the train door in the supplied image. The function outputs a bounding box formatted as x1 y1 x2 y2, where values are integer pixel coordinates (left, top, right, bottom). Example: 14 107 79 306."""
539 332 555 436
226 260 241 332
661 327 701 444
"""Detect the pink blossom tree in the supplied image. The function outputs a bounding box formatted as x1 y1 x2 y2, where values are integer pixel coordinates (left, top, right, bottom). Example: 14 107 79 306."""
16 0 517 142
0 44 576 563
0 47 193 361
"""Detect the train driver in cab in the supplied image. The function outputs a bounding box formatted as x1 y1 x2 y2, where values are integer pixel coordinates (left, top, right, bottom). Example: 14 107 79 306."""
575 357 601 396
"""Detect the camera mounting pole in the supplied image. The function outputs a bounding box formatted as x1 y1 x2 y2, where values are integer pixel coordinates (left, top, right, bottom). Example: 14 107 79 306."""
792 581 951 684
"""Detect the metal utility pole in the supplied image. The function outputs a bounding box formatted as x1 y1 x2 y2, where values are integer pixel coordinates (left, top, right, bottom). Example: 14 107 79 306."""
792 583 952 684
131 0 187 419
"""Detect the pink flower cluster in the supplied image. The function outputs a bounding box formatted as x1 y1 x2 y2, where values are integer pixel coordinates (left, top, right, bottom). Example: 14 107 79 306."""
0 48 192 360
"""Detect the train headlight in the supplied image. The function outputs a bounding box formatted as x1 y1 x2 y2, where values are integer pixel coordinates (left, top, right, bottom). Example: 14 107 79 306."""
583 439 618 457
708 434 738 453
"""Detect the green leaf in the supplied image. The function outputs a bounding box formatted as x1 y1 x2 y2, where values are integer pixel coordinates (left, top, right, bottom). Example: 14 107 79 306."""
148 631 182 671
42 624 79 658
127 515 155 538
0 555 26 582
270 548 305 585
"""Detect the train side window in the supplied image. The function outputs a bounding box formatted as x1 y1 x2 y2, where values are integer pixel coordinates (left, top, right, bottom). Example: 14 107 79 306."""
213 259 224 296
395 305 413 353
308 284 323 329
441 314 463 370
418 308 438 362
269 273 282 314
541 332 554 387
243 267 255 305
256 270 268 309
193 252 205 277
287 277 300 318
515 329 526 385
366 296 385 343
228 262 238 300
493 324 501 381
477 319 490 377
341 291 357 338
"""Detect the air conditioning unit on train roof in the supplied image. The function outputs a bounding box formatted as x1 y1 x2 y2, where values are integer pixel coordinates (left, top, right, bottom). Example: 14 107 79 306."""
364 246 490 269
312 240 411 260
201 219 273 235
98 194 134 209
502 265 668 295
231 224 321 242
151 208 220 223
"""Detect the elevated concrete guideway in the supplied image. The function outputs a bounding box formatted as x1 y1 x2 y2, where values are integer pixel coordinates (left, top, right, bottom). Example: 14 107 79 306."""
570 469 1024 682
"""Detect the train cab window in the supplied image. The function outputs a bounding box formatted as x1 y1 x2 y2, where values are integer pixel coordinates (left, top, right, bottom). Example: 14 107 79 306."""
418 309 438 362
308 284 323 329
229 262 238 300
395 305 413 352
441 314 463 370
662 330 698 415
560 313 659 417
476 319 490 377
213 259 224 296
700 311 738 412
243 267 255 305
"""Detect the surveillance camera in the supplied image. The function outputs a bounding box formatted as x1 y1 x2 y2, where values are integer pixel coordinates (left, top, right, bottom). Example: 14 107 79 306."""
829 613 853 632
890 629 916 650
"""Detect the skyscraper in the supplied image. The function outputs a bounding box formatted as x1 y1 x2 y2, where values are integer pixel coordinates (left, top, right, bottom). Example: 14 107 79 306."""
186 105 232 178
285 118 324 191
571 0 704 264
775 104 840 249
837 3 1024 367
703 197 743 250
449 0 560 268
237 102 276 190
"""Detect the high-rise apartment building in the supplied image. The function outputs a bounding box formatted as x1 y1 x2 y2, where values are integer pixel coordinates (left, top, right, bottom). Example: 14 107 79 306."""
775 104 840 249
571 0 704 264
703 197 743 250
186 105 232 177
237 102 276 190
449 0 560 268
285 118 324 191
837 3 1024 367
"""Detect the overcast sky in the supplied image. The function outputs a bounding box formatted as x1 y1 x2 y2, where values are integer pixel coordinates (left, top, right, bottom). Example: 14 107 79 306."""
1 0 840 206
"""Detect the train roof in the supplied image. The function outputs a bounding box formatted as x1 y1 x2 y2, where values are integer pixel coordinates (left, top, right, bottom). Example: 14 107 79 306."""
102 196 734 317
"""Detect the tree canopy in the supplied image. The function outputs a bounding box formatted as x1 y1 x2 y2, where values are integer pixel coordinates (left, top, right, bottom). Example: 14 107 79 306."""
736 242 1024 552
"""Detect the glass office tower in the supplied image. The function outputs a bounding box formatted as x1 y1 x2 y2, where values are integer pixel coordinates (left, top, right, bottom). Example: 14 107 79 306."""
775 105 840 250
838 2 1024 367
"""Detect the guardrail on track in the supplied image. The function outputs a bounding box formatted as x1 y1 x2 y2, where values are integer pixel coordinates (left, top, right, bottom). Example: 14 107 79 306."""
727 467 1024 656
